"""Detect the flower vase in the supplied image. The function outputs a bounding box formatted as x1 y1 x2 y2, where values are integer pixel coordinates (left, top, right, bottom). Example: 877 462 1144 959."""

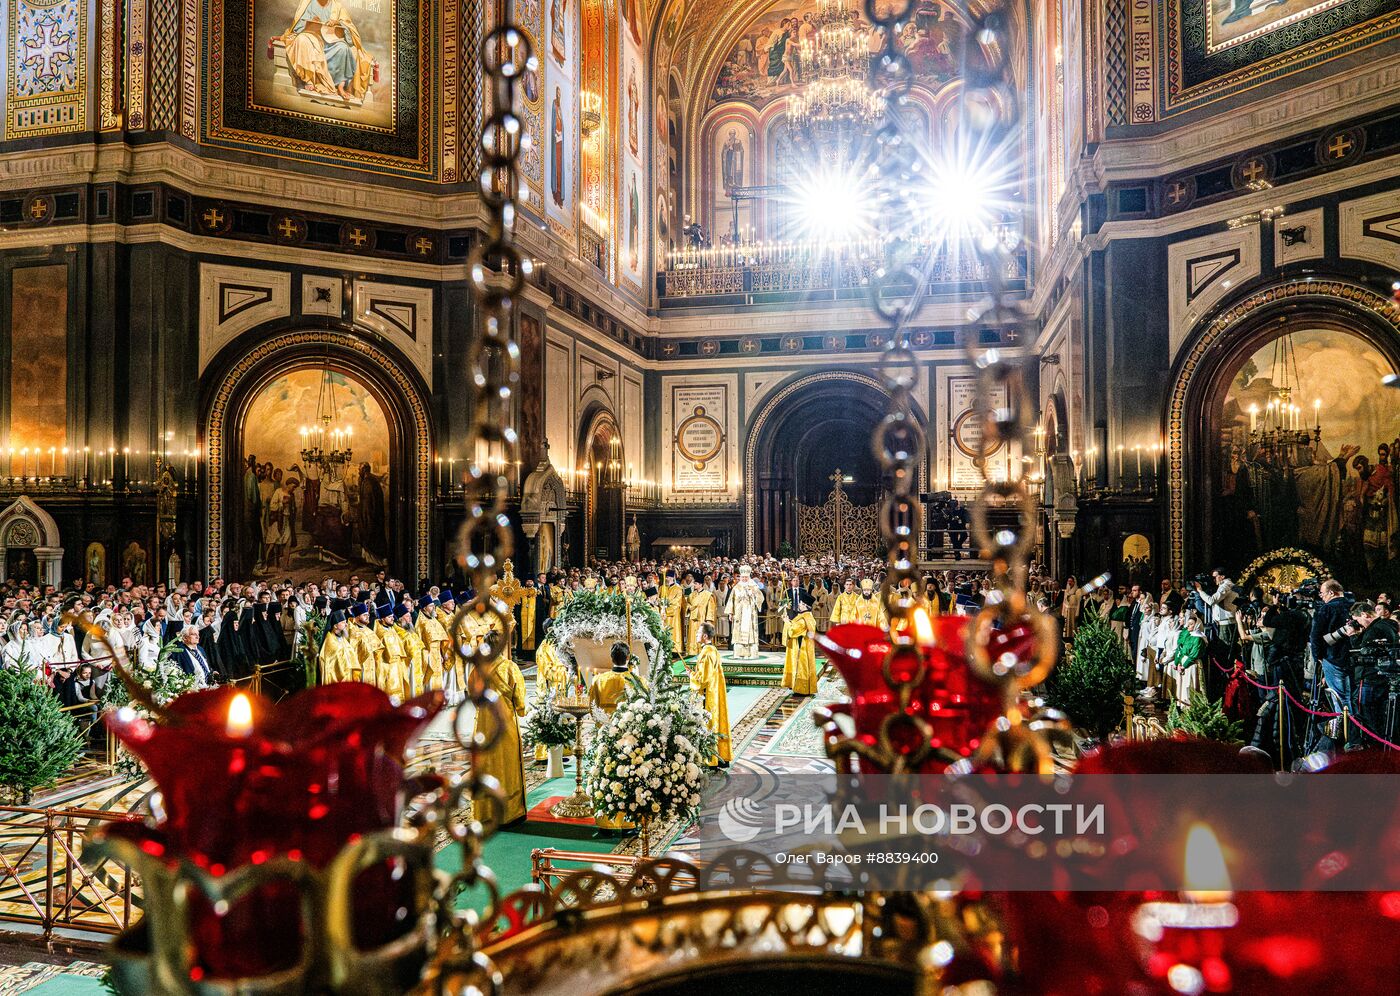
546 744 565 778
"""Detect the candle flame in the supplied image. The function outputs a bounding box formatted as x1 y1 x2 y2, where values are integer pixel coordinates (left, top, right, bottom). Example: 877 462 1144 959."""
911 606 934 646
226 693 254 738
1182 822 1233 902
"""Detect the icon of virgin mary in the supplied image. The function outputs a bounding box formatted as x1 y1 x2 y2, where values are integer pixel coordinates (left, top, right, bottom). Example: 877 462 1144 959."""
282 0 373 103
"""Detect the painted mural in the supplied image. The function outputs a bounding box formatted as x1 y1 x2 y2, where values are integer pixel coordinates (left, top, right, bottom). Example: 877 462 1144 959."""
1167 0 1398 114
620 21 647 287
236 369 391 583
250 0 396 130
708 0 962 109
544 0 578 236
1215 329 1400 583
517 0 545 195
1207 0 1350 53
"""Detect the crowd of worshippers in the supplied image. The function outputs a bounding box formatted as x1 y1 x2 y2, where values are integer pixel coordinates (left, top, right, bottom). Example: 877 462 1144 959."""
1042 568 1399 758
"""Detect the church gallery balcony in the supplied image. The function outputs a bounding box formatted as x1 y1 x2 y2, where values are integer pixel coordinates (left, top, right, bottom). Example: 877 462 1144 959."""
656 231 1026 308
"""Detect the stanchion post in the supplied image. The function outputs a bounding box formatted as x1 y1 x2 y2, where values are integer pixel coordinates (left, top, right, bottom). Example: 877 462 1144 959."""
1277 682 1285 768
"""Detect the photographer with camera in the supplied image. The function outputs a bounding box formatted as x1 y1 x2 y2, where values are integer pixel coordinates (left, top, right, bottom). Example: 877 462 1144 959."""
1312 579 1363 751
1238 591 1309 765
1346 600 1398 743
1193 567 1238 700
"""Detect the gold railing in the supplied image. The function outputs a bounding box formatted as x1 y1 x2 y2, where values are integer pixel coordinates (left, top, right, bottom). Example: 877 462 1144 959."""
659 237 1025 300
0 805 141 945
56 701 118 778
228 660 304 699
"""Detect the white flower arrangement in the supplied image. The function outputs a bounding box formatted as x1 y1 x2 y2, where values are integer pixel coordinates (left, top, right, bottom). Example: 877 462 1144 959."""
548 591 674 679
584 670 718 826
520 684 577 751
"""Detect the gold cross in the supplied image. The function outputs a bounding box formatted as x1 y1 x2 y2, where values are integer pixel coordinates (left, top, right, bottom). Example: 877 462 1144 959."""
824 335 840 349
662 342 677 356
202 208 225 229
784 336 801 350
829 468 844 486
913 331 932 347
347 227 368 247
277 216 300 239
1167 181 1187 205
414 236 434 256
1327 134 1353 159
28 199 48 219
1241 160 1265 183
701 340 718 355
740 338 757 353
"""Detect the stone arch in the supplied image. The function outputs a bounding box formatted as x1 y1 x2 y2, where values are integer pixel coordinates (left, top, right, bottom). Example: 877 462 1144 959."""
1165 279 1400 581
520 445 570 574
0 496 63 585
743 369 929 554
200 327 434 582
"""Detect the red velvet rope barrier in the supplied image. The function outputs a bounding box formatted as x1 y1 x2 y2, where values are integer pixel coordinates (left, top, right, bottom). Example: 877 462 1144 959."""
1207 655 1400 750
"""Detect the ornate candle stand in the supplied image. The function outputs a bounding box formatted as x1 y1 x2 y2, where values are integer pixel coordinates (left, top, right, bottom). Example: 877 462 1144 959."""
548 696 595 819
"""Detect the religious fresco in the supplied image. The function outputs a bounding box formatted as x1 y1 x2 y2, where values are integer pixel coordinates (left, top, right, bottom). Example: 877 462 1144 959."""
250 0 394 130
204 0 435 178
543 0 577 237
1215 329 1400 583
1166 0 1398 115
619 23 647 287
1207 0 1350 53
708 0 962 109
516 0 546 194
8 265 68 464
235 369 391 583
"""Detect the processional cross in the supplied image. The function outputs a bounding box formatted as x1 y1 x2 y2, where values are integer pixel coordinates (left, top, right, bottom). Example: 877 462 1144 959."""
829 468 846 560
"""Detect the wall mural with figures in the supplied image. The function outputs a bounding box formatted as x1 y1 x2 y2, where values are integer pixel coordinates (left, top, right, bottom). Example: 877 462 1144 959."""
235 368 392 583
1166 0 1399 115
543 0 578 239
1215 328 1400 584
619 6 647 288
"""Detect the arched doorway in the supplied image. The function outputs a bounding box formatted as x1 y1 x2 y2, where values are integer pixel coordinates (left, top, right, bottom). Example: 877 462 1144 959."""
1167 281 1400 583
745 371 928 554
203 330 432 583
0 497 62 585
579 409 625 564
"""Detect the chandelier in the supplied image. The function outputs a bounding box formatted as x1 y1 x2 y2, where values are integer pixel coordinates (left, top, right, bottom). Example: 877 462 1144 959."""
1246 331 1320 454
298 362 354 472
789 0 882 150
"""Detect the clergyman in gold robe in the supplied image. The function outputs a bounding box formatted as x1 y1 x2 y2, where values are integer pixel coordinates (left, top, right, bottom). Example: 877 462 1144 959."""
472 641 528 827
689 623 731 766
782 596 819 696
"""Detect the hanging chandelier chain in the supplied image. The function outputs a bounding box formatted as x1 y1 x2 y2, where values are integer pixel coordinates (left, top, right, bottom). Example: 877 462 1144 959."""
435 5 533 989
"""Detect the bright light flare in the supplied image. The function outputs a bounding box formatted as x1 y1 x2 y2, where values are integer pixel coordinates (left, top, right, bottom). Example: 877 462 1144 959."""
789 166 875 245
924 159 999 239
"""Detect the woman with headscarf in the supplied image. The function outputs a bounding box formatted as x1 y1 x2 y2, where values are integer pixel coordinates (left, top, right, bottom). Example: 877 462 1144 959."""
219 599 255 681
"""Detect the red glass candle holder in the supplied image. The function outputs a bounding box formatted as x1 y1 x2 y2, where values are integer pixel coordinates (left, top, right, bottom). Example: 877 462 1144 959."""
90 683 443 992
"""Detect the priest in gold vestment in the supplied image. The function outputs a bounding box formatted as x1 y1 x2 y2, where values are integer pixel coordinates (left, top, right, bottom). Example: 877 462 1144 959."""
589 641 635 716
317 611 357 684
348 602 382 686
689 623 731 766
396 602 427 697
374 604 407 699
657 571 685 654
782 596 819 696
472 643 528 827
414 594 450 691
830 579 861 626
684 573 718 656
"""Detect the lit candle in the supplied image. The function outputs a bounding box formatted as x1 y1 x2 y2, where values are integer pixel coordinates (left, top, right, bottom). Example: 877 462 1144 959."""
1134 444 1143 488
1117 444 1125 483
226 692 254 737
83 445 90 483
1313 398 1321 429
1248 404 1258 432
122 447 129 482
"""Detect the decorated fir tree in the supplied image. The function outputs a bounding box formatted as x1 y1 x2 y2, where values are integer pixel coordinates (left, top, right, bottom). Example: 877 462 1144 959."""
1045 611 1138 740
0 666 85 804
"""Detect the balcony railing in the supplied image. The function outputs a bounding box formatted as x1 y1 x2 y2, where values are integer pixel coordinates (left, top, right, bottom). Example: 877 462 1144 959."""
658 232 1025 304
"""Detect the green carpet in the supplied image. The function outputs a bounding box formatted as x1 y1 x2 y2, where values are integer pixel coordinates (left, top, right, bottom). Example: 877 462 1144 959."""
20 980 107 996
